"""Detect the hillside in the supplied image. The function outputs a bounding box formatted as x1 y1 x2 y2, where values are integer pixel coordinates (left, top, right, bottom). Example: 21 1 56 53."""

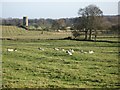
1 26 71 40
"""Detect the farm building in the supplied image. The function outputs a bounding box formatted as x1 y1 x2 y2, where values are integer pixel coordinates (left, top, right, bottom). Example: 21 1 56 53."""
23 16 28 27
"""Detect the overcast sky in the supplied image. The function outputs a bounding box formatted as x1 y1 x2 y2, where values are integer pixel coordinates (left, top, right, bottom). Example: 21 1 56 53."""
1 0 119 19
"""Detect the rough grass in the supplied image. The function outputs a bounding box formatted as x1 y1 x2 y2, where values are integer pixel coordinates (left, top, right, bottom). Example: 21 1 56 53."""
2 39 119 88
1 25 119 88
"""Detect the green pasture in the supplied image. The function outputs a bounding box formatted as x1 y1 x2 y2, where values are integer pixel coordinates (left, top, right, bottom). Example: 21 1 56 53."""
1 26 120 88
2 39 119 88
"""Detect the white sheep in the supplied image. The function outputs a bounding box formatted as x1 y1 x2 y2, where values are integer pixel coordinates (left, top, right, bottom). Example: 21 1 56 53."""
80 50 84 53
80 50 88 54
14 49 17 51
89 50 94 54
62 49 65 52
38 48 44 51
7 48 17 52
84 51 87 54
54 48 59 51
69 49 74 53
66 50 72 55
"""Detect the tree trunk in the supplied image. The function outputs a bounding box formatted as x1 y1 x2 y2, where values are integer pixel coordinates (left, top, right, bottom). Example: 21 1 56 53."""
94 30 97 41
89 29 92 40
85 31 88 40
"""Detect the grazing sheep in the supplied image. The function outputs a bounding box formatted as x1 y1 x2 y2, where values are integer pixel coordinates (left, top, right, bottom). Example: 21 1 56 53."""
54 48 59 51
7 49 14 52
89 50 94 54
38 48 44 51
62 49 65 52
66 50 72 56
7 48 17 52
84 51 87 54
80 50 84 53
69 49 74 53
80 50 88 54
14 48 17 51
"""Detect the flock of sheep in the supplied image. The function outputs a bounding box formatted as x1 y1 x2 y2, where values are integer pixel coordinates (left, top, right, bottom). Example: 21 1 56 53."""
53 48 94 55
7 47 94 56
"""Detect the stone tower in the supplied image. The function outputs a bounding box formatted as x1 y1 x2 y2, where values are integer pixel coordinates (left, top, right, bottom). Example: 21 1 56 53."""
23 16 28 27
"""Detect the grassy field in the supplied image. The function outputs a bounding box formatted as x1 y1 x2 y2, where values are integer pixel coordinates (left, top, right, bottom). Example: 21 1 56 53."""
1 26 72 40
1 26 120 88
1 26 119 41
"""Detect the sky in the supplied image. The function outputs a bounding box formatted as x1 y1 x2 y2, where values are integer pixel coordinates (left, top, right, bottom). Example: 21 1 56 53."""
1 0 119 19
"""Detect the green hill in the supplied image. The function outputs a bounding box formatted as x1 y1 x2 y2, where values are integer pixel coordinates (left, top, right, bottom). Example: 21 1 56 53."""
1 26 71 40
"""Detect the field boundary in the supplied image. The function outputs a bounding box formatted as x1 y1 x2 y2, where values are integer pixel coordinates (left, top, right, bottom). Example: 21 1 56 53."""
1 37 120 44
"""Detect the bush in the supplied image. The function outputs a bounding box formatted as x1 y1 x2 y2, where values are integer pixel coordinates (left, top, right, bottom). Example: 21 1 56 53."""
110 24 119 34
72 31 81 39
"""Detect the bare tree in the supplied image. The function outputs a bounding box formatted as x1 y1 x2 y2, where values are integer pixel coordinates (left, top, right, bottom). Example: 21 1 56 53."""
34 24 39 30
78 4 103 40
51 20 59 31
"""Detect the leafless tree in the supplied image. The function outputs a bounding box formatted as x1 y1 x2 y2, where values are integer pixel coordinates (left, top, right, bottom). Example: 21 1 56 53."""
78 4 103 40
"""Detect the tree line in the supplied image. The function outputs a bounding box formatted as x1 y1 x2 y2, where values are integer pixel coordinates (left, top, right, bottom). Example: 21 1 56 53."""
1 16 118 29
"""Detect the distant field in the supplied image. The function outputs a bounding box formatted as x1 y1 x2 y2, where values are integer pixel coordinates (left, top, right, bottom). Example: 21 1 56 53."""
1 26 119 41
1 25 120 88
1 26 72 40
